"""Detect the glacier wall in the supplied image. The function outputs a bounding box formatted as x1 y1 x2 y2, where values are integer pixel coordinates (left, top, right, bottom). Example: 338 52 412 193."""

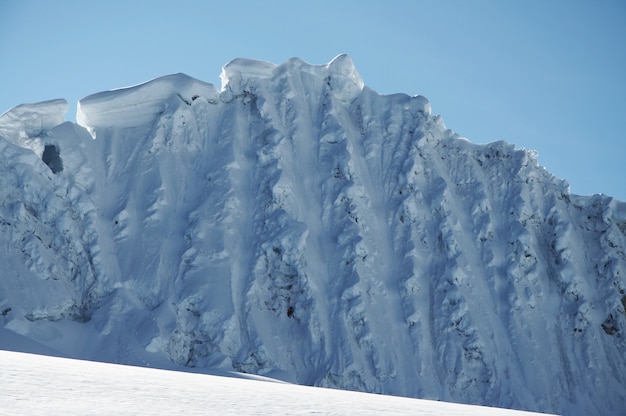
1 55 625 416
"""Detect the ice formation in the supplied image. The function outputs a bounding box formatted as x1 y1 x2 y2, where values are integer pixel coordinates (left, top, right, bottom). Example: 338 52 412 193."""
0 55 624 416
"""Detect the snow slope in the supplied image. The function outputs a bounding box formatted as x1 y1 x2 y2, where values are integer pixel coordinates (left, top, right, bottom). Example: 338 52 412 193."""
1 55 625 416
0 351 554 416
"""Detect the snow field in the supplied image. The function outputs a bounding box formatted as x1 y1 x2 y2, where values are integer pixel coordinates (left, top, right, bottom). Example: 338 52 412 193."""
0 350 555 416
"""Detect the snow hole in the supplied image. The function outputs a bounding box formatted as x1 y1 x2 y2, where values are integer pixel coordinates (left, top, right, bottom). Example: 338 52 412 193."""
42 144 63 174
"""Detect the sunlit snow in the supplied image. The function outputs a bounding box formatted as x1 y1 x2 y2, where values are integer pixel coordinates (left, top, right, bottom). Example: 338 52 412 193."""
0 351 554 416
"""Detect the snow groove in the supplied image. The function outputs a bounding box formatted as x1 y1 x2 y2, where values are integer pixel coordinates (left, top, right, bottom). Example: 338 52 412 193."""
1 56 625 416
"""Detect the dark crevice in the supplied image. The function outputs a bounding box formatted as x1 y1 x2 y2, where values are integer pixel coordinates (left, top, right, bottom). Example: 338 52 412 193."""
42 144 63 173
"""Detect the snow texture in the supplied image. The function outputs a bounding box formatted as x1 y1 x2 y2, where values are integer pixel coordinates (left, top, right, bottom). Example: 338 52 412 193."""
1 55 625 416
0 351 554 416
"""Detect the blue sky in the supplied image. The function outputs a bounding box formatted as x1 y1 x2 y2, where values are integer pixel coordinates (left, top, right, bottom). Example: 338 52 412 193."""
1 0 625 200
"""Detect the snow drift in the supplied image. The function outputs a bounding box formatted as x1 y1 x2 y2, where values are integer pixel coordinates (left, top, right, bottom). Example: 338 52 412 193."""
0 55 625 416
0 350 556 416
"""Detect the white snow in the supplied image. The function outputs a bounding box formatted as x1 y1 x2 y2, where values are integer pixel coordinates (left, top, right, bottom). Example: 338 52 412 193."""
0 99 68 138
0 350 554 416
77 73 219 130
0 55 625 416
0 98 68 155
220 54 364 102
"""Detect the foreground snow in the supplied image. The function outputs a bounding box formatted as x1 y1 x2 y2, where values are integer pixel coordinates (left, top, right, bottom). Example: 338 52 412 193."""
0 351 553 416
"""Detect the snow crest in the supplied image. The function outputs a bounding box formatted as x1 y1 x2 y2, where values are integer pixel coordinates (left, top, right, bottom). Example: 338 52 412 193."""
220 54 364 103
0 99 68 152
77 73 219 131
0 56 625 416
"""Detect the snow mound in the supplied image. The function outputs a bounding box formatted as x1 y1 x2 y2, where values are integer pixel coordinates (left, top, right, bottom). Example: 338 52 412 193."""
220 54 364 102
326 54 365 101
77 73 219 130
219 57 277 91
0 99 68 142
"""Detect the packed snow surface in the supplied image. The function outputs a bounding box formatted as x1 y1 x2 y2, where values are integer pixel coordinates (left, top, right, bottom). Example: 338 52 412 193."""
0 351 555 416
1 55 625 416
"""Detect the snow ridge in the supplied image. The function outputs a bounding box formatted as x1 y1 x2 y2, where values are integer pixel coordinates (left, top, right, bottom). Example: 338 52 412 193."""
0 55 625 416
77 73 219 129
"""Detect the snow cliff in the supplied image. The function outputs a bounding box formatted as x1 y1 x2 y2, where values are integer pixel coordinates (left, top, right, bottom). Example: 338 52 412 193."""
1 55 625 416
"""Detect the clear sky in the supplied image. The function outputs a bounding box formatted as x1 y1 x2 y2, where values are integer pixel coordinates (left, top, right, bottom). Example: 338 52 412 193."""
1 0 624 200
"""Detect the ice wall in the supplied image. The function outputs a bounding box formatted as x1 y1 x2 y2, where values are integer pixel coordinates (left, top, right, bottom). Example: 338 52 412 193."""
0 55 624 416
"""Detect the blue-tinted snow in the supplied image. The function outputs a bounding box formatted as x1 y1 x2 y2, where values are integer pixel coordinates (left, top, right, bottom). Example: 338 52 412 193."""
0 56 624 416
